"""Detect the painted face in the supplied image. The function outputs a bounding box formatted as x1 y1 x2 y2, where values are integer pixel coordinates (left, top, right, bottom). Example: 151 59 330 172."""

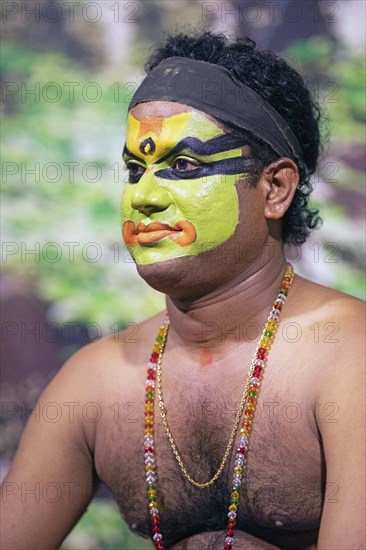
121 107 253 265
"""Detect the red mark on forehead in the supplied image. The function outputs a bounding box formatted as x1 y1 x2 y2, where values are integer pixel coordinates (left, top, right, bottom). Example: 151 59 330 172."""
138 118 164 140
199 348 213 367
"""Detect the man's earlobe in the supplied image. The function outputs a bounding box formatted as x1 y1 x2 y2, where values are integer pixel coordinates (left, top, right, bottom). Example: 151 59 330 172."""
262 158 300 220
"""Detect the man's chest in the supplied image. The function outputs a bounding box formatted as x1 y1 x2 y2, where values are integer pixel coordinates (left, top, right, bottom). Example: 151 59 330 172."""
94 371 324 547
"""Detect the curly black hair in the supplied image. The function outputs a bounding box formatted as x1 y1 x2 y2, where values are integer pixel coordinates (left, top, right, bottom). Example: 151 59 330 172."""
145 31 322 245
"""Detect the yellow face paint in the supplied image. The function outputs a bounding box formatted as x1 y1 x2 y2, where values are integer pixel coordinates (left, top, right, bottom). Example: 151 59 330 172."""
121 110 252 265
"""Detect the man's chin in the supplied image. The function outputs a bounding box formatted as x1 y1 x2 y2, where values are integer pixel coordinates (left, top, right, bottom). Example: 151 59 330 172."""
135 255 195 296
136 255 219 298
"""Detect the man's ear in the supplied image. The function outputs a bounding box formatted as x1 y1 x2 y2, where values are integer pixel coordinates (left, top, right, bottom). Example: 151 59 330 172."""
259 158 299 219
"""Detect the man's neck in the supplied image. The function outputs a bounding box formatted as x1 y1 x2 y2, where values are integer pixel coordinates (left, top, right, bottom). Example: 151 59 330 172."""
165 253 288 354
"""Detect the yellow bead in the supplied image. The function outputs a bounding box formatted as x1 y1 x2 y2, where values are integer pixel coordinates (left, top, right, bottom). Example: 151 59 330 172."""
231 491 239 500
149 501 157 509
144 428 153 435
266 321 277 332
148 489 156 497
145 403 153 412
145 464 154 472
260 339 271 350
234 466 243 474
229 504 237 512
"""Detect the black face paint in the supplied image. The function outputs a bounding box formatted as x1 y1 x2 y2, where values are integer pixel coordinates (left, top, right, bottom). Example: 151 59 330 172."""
155 134 251 165
139 137 156 155
155 157 253 181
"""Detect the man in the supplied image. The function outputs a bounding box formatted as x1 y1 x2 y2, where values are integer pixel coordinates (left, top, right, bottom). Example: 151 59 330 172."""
1 32 365 550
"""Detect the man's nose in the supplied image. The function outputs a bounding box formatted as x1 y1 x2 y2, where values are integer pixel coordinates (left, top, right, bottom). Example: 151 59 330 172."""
131 169 171 217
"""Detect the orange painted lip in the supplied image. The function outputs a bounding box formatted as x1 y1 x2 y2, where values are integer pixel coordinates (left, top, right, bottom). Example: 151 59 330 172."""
123 220 196 247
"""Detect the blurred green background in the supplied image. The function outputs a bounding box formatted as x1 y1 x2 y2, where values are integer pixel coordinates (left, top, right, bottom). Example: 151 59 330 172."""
1 1 365 548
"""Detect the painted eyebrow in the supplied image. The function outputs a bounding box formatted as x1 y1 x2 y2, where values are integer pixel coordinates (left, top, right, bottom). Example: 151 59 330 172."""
155 134 249 164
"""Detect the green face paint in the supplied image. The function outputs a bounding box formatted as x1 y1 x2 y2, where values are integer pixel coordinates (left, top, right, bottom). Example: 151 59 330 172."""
121 109 252 265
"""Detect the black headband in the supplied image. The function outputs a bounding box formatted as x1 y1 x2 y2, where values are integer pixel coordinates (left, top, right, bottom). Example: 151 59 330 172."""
128 57 303 162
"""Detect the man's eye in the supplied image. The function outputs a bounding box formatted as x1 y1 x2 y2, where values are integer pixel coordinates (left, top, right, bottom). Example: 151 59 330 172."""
126 161 145 182
172 157 200 172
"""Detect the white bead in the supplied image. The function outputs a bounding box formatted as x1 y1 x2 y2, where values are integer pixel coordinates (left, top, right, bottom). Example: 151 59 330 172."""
228 511 237 519
250 377 261 386
269 311 280 320
235 458 244 467
150 508 159 515
145 457 154 465
235 453 246 461
225 536 234 544
148 362 157 370
239 436 248 446
255 359 264 367
153 533 162 541
146 379 156 387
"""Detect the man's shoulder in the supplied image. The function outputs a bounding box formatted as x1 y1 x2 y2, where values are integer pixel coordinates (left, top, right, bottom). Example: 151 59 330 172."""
61 309 167 382
293 275 365 375
294 274 365 321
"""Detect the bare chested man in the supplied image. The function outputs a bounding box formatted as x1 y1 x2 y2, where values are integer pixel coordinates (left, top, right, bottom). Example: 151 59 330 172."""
1 32 365 550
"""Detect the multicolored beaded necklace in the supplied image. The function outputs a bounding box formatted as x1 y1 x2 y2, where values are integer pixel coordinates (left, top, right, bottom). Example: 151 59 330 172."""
143 264 295 549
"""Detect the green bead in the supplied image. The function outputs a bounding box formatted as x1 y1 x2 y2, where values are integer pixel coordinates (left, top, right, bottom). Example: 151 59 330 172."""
156 335 164 343
148 496 156 502
264 330 273 338
279 289 288 296
146 392 154 399
231 499 239 505
248 390 257 397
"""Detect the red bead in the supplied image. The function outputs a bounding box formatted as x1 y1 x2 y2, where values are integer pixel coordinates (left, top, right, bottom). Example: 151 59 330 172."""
152 517 160 525
156 543 164 550
224 544 232 550
150 352 159 362
147 368 155 377
274 302 282 310
248 396 256 404
152 526 160 534
228 518 236 526
257 348 266 360
237 446 246 454
226 528 235 536
148 373 156 380
145 447 154 453
253 365 263 375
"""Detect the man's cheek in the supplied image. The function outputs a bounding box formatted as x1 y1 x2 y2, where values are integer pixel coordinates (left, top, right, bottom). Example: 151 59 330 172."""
120 187 135 220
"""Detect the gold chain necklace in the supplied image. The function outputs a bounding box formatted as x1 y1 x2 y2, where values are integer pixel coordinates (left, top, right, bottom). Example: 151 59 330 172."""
156 338 263 488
